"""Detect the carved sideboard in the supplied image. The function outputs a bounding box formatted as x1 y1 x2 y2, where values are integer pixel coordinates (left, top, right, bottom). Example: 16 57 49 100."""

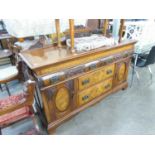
19 40 136 134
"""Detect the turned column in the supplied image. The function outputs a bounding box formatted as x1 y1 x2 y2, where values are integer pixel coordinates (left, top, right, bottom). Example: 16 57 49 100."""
69 19 75 53
55 19 61 47
103 19 109 36
119 19 125 43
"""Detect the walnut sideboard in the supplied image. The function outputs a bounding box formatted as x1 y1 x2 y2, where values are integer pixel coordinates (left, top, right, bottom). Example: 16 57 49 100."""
19 40 136 134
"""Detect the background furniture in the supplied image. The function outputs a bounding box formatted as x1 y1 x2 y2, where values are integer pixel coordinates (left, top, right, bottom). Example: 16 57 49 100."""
0 49 13 65
0 40 19 96
124 20 155 54
0 66 19 96
86 19 100 31
0 38 25 96
0 80 39 135
122 20 155 86
0 34 13 49
133 46 155 84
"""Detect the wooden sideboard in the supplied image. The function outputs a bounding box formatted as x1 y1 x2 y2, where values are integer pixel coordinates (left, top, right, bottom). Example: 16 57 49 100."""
19 40 136 134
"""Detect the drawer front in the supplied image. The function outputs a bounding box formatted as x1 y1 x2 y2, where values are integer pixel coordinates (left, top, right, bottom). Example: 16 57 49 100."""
78 78 113 106
78 64 114 90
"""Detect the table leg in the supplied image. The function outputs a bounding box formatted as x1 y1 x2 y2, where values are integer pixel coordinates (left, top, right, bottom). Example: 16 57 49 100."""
9 55 14 65
0 40 3 49
0 84 3 91
134 53 138 66
130 53 138 87
5 83 11 96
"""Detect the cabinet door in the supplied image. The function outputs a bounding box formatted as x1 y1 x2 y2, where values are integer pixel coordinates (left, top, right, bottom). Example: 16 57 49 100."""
43 81 74 121
115 59 130 85
55 87 70 112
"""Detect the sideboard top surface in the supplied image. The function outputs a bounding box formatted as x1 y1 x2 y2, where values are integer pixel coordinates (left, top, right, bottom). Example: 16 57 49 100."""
19 40 136 70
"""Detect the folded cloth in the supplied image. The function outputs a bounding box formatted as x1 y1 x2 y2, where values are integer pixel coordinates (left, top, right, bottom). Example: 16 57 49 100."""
66 35 116 52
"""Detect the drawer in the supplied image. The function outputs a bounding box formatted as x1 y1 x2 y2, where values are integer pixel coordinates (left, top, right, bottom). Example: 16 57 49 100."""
77 64 115 90
78 78 113 106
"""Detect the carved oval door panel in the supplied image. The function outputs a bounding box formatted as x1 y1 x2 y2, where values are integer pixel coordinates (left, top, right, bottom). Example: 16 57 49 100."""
117 62 126 82
55 87 70 112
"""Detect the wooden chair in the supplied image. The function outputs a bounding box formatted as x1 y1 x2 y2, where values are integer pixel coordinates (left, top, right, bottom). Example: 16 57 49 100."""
0 40 20 96
0 65 19 96
0 80 40 135
0 49 13 65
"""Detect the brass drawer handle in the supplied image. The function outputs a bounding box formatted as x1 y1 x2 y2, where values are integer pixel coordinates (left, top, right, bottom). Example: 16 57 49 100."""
82 95 89 101
50 76 59 83
82 79 90 85
106 70 112 74
105 84 110 89
123 53 129 58
89 64 97 70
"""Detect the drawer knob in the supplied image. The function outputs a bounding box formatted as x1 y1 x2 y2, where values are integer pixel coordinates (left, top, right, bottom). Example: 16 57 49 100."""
82 95 89 101
105 84 110 89
106 70 112 74
90 64 97 70
108 59 113 63
51 76 59 83
82 79 90 85
123 53 128 58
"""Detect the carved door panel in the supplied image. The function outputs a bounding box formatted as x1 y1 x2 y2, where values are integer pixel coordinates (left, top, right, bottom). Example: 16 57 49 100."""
114 59 130 85
55 87 70 112
44 80 74 121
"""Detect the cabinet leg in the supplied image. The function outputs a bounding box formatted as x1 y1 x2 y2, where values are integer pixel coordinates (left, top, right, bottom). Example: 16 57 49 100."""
48 128 56 135
31 115 41 133
122 85 128 90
